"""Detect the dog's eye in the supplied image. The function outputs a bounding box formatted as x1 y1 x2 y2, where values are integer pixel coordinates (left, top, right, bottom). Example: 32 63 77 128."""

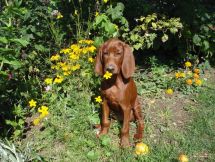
115 52 121 56
103 52 108 56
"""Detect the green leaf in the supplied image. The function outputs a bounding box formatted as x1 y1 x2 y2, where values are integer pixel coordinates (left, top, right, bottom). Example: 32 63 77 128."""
93 14 108 27
35 44 48 52
130 34 139 42
101 136 111 146
151 22 157 29
104 23 116 35
170 28 178 34
161 34 168 42
0 37 8 44
94 37 104 47
13 130 22 137
203 40 210 50
193 34 201 46
0 56 22 69
106 3 124 20
87 150 99 160
10 38 30 47
133 43 143 50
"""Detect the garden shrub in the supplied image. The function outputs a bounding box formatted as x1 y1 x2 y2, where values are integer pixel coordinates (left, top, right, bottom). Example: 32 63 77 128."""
0 0 66 138
123 13 183 50
122 0 215 63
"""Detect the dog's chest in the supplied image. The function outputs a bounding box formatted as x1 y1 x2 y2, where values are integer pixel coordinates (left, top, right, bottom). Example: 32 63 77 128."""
102 86 121 106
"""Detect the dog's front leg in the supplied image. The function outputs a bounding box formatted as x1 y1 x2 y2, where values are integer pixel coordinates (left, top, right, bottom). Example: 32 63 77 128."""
98 99 110 136
120 106 131 147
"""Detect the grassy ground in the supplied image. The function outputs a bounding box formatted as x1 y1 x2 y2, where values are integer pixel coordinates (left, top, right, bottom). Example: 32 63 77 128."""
19 69 215 162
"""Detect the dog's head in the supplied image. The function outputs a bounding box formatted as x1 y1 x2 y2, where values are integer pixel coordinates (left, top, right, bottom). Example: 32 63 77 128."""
95 39 135 79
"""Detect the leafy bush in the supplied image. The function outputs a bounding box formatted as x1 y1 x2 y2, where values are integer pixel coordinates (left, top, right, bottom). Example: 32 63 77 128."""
0 0 66 138
123 13 183 50
93 2 129 46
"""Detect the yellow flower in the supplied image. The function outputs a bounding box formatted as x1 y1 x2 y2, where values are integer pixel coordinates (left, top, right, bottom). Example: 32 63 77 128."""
185 61 192 68
33 118 40 126
62 65 70 71
71 64 80 71
69 53 79 60
95 11 99 17
103 0 109 3
50 54 60 61
103 71 112 79
88 57 94 63
63 71 71 76
194 68 200 74
85 40 94 45
82 48 88 54
39 111 49 118
95 96 102 103
54 75 64 84
38 106 49 118
193 73 199 79
135 143 149 155
70 44 80 51
195 79 202 86
166 88 173 95
88 46 96 53
60 48 70 54
51 65 57 70
175 72 180 78
44 78 53 85
58 62 66 67
74 10 78 15
79 40 94 45
56 12 63 19
186 79 192 85
175 72 185 78
179 72 186 78
29 99 37 108
178 154 189 162
38 105 48 113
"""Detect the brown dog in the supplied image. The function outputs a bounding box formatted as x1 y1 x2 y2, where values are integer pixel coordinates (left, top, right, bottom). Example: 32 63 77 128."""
95 38 144 147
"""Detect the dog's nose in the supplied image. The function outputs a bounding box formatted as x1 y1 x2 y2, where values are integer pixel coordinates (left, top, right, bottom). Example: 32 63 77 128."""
106 65 115 72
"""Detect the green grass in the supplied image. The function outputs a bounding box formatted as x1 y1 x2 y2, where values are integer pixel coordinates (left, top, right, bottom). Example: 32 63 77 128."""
18 72 215 162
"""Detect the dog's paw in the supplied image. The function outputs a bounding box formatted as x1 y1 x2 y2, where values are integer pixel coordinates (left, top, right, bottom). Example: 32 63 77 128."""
120 137 130 148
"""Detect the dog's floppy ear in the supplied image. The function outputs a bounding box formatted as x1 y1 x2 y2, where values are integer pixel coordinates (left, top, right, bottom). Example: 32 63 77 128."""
121 44 135 79
95 45 104 75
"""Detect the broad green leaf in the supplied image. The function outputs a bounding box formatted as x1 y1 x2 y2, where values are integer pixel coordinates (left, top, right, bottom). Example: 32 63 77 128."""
101 136 111 146
133 43 143 50
0 37 8 44
0 56 22 69
94 37 104 47
87 150 99 160
35 44 48 52
170 28 178 34
104 23 116 35
10 38 29 47
161 34 168 42
193 34 201 46
151 22 157 29
203 40 210 50
130 34 139 42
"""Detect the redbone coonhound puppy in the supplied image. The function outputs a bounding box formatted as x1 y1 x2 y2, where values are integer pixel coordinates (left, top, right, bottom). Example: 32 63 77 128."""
95 38 144 147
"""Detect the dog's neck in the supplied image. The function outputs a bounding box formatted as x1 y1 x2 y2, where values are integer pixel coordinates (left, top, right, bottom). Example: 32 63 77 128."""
101 73 130 90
